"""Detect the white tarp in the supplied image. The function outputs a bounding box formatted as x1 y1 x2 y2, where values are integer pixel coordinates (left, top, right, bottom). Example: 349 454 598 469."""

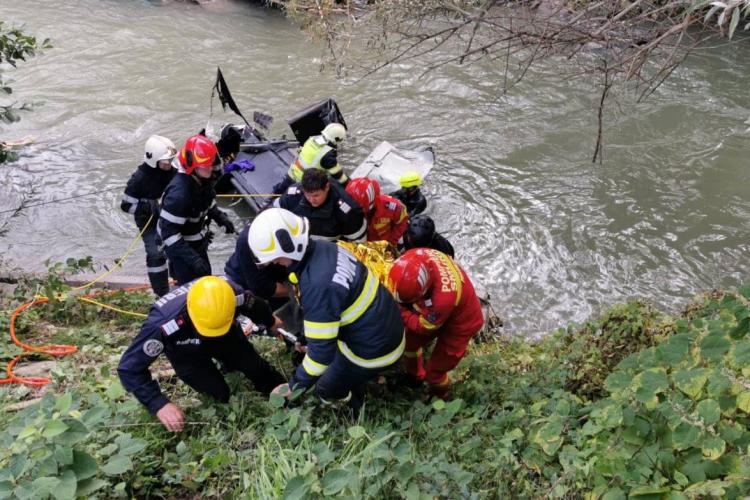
350 141 435 193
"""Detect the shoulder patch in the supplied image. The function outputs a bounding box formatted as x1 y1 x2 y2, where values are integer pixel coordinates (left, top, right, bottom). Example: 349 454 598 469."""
161 319 180 336
424 298 433 307
143 339 164 357
426 311 440 323
338 200 351 213
386 201 398 211
287 186 300 195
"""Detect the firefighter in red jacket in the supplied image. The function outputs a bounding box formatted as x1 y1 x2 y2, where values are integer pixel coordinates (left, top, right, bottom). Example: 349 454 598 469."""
388 248 484 399
346 177 409 246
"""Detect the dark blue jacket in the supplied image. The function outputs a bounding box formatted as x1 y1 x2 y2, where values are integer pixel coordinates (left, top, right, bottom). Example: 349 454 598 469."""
274 182 367 242
224 225 289 300
158 173 226 272
120 163 175 228
117 278 273 414
288 240 404 389
389 187 427 218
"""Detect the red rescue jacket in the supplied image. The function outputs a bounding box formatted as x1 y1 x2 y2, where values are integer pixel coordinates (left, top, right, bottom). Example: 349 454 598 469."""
367 194 409 246
400 250 484 337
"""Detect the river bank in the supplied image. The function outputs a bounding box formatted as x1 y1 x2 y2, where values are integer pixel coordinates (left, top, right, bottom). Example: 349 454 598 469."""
1 265 748 497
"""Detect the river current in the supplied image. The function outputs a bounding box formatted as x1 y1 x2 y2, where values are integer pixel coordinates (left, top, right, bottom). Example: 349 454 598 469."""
1 0 749 334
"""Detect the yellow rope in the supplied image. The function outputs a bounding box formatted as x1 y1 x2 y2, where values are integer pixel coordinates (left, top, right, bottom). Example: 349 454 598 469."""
76 297 148 318
70 214 155 292
215 193 279 198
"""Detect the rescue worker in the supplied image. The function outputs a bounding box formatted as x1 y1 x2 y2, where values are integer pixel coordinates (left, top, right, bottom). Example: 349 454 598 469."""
224 224 290 304
273 123 349 194
248 208 405 411
120 135 176 296
159 134 236 285
402 214 455 258
274 168 366 242
388 248 484 399
346 177 409 247
389 171 427 217
117 275 286 432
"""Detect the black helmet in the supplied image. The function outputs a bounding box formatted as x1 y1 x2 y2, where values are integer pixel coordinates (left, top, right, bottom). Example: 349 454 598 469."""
406 215 435 248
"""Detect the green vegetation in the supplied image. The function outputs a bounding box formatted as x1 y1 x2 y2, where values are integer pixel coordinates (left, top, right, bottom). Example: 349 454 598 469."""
2 266 750 498
0 22 51 163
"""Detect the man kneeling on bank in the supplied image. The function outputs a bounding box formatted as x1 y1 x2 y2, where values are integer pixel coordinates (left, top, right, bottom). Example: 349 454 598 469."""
118 276 285 432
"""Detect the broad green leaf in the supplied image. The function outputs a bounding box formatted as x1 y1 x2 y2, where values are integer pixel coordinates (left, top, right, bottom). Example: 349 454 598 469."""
736 391 750 413
555 399 571 416
728 340 750 369
55 419 89 445
630 485 670 497
601 487 625 500
269 394 285 408
672 369 708 399
75 478 108 497
683 479 730 496
699 334 730 362
54 393 72 414
535 417 564 455
54 445 73 466
17 426 36 439
635 370 669 405
53 470 77 500
312 443 336 467
658 335 690 364
321 468 351 495
0 481 13 500
674 470 689 486
115 434 146 456
604 371 631 393
730 317 750 339
29 477 60 499
431 399 446 410
672 423 701 450
42 420 69 439
347 426 366 439
101 454 132 476
397 462 416 483
695 399 721 426
701 436 726 460
282 475 310 500
105 381 125 400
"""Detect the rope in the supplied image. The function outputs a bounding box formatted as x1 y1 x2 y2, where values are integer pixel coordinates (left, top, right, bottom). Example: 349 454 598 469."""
69 214 154 292
76 297 147 318
0 186 123 215
215 193 279 198
1 285 154 388
2 212 156 387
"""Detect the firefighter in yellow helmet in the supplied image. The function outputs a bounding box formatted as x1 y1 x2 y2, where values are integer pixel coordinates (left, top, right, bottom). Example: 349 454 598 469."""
118 276 285 432
389 171 427 217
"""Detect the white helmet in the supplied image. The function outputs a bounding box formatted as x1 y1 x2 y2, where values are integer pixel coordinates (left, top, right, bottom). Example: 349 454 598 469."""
144 135 177 168
248 208 309 265
321 123 347 144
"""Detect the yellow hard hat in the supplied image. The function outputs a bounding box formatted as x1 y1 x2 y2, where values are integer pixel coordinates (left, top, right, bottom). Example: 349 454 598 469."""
399 171 422 188
187 276 236 337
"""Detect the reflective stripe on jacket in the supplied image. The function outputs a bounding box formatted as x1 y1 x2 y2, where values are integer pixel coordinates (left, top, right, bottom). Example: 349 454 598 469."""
288 241 404 389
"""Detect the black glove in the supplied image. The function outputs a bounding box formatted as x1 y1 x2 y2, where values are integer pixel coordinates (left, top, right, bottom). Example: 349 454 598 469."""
198 230 215 254
215 213 235 234
192 257 211 277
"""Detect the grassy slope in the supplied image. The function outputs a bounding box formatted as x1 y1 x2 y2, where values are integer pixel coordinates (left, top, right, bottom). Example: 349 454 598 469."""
2 286 750 498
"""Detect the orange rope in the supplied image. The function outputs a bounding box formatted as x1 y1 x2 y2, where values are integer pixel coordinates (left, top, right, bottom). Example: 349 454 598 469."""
1 284 154 388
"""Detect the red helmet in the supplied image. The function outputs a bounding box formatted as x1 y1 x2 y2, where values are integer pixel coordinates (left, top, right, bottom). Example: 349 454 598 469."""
179 134 219 174
346 177 380 215
388 249 432 303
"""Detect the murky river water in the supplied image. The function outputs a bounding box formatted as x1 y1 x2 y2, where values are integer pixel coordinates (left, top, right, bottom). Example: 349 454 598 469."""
1 0 749 334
